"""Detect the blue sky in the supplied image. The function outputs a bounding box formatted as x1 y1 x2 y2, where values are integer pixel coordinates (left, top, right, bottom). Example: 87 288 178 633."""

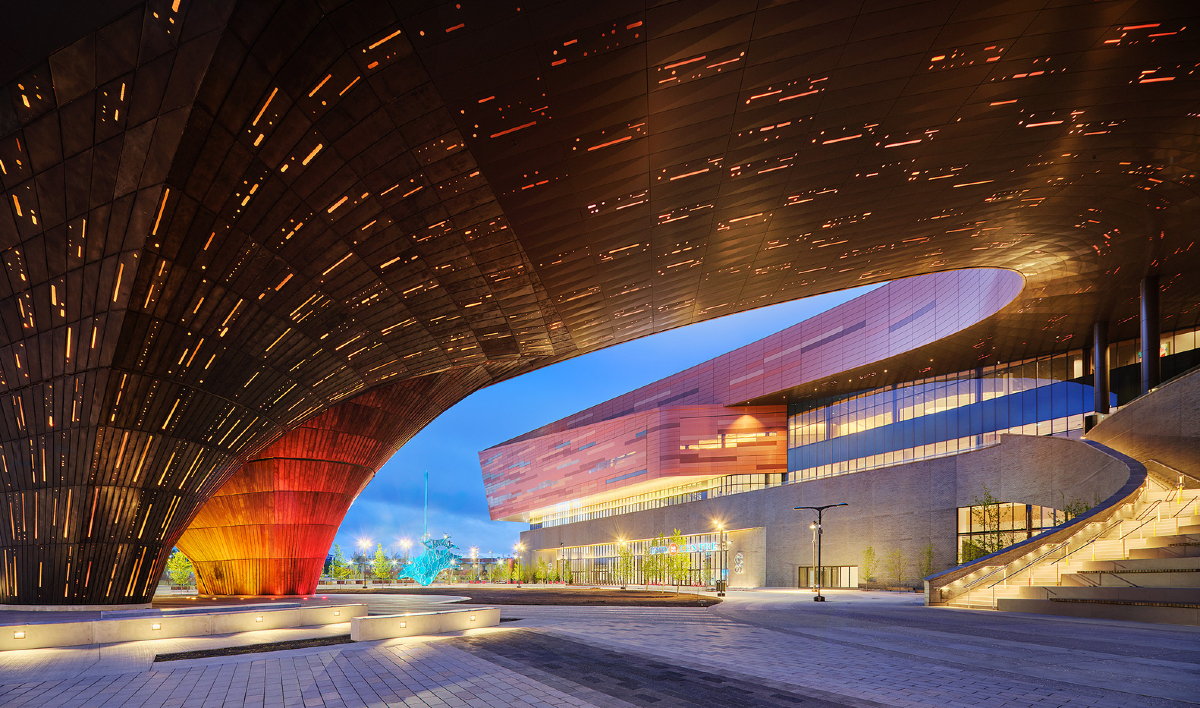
332 285 877 559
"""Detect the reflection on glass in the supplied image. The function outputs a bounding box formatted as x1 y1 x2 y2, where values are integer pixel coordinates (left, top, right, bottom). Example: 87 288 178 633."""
956 502 1061 563
556 533 726 586
788 349 1096 482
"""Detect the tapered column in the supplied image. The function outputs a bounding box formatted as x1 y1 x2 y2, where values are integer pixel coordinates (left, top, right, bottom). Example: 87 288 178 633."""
1093 322 1110 414
1141 276 1160 394
176 367 498 596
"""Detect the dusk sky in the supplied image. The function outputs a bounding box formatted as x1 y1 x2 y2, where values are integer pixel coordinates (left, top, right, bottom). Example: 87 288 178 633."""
331 285 877 560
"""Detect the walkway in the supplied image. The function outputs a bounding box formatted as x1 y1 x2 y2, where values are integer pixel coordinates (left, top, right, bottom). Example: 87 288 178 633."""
0 589 1196 707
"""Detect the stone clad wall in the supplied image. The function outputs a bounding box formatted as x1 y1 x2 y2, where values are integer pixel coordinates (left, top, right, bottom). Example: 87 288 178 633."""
1085 368 1200 478
520 434 1128 587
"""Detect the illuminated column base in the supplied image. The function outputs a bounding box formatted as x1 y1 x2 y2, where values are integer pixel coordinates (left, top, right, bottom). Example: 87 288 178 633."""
176 460 368 596
176 369 498 597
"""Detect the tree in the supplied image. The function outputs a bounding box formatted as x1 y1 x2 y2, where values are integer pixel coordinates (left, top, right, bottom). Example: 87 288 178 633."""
668 529 690 588
917 543 935 579
861 546 878 582
167 549 193 587
643 533 666 584
884 548 907 588
488 562 507 583
970 484 1004 558
616 543 634 588
535 558 549 583
352 551 370 578
1060 493 1103 522
329 543 353 580
372 543 393 581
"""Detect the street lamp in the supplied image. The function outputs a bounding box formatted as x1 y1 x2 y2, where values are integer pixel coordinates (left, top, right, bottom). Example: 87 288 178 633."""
512 542 524 585
357 538 372 585
715 521 726 597
615 539 624 589
809 523 818 592
470 547 478 583
794 503 847 601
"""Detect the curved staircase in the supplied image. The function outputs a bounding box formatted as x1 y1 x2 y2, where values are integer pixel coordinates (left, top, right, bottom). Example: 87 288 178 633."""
945 482 1200 624
927 367 1200 625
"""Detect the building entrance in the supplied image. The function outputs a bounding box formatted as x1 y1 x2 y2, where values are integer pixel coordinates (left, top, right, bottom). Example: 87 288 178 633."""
798 565 858 589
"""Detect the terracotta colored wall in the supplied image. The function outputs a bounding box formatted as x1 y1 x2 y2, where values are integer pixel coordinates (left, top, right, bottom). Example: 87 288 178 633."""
176 365 505 595
482 269 1022 520
485 405 786 519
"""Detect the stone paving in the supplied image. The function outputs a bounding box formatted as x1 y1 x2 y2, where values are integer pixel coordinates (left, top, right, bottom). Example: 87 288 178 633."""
0 590 1197 707
0 634 597 708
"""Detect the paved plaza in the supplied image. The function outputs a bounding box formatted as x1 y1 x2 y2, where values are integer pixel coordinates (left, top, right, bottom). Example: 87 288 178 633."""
0 590 1196 708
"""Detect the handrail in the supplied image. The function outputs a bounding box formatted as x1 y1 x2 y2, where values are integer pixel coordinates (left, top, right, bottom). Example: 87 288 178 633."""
1145 459 1200 487
925 440 1146 605
986 497 1160 589
970 494 1154 592
975 488 1197 595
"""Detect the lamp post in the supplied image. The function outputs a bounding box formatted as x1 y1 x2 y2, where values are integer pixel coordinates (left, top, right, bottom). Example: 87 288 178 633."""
398 538 411 584
357 538 372 586
809 522 818 591
513 542 524 585
715 522 726 597
470 546 478 583
559 542 566 585
794 503 847 602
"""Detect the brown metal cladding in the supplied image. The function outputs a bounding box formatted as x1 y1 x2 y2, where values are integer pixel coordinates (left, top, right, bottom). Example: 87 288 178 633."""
0 0 1198 602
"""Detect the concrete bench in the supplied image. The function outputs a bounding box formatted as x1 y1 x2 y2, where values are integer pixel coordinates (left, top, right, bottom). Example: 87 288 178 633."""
0 603 366 651
350 607 500 641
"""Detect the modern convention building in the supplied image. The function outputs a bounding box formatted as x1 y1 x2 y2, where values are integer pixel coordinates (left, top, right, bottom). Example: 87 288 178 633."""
2 0 1199 609
482 267 1200 594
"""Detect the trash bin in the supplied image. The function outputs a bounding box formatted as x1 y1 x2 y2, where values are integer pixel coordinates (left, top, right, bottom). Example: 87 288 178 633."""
715 580 727 596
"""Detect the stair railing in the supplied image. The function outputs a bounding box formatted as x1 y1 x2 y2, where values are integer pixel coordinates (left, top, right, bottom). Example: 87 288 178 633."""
976 494 1154 593
975 488 1198 595
926 440 1146 607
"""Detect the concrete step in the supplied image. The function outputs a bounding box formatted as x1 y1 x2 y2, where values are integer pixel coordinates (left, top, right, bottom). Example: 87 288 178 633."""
1141 534 1200 548
996 598 1200 626
946 599 997 610
1063 570 1200 588
1016 586 1200 603
1080 557 1200 572
1129 544 1200 560
1142 490 1200 505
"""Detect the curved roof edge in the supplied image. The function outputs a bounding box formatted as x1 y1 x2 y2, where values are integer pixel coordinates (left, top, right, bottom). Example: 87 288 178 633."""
498 268 1023 447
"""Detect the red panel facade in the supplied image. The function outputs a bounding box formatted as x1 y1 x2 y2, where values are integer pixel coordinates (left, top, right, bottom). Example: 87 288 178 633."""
177 366 504 595
485 404 787 520
482 270 1021 519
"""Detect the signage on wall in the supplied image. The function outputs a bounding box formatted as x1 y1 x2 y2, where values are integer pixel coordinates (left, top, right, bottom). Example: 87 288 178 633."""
734 552 745 574
647 542 720 554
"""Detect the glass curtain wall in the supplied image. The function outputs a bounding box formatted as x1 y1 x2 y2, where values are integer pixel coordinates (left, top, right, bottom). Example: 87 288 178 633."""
528 326 1200 531
956 502 1061 563
531 474 783 528
788 350 1095 481
557 533 726 586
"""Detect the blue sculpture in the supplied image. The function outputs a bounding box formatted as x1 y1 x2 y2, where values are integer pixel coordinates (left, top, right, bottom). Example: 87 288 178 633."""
396 470 461 586
399 534 461 586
